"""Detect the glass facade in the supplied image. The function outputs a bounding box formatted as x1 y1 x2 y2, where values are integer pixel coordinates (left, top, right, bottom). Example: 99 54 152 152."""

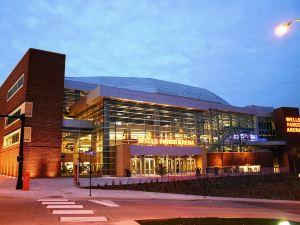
257 117 276 140
63 88 88 116
61 129 103 176
61 89 272 176
105 99 201 147
204 110 256 152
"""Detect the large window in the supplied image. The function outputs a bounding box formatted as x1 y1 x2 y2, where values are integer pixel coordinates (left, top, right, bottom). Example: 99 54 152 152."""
3 130 20 148
5 109 21 127
4 102 33 127
7 74 24 100
3 127 31 148
105 100 200 148
63 88 88 116
204 110 255 152
257 117 276 140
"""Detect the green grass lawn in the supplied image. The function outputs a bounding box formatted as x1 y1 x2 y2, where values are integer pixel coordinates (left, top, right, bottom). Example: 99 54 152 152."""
137 218 300 225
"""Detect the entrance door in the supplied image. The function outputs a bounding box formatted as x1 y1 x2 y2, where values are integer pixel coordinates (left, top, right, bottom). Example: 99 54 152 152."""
167 159 174 174
130 158 141 175
187 157 195 172
144 158 155 175
175 158 184 174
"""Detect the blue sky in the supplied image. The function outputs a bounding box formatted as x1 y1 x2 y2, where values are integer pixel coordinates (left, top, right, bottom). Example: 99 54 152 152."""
0 0 299 108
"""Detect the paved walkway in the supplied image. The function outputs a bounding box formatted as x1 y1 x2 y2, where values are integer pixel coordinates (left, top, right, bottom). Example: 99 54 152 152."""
1 175 300 204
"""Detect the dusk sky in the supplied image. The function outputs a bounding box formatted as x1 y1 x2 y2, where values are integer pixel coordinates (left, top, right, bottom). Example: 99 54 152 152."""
0 1 299 108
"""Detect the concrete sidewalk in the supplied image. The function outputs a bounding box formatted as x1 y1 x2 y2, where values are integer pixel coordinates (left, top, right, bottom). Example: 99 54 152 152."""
1 176 300 205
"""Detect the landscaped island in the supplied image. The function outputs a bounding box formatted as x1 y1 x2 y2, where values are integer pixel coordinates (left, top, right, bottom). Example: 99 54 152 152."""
137 218 300 225
89 173 300 200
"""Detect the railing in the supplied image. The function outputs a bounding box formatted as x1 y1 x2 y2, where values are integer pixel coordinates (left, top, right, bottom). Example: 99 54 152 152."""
207 127 233 152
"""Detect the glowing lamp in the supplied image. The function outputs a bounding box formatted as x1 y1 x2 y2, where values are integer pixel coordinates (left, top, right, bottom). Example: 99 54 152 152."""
275 24 290 37
274 19 300 37
278 221 290 225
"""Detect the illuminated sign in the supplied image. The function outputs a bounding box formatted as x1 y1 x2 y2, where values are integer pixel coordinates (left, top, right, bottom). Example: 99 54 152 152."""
138 138 195 146
286 117 300 133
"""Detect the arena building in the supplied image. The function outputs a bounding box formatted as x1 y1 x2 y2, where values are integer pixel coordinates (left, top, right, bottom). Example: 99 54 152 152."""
0 49 299 177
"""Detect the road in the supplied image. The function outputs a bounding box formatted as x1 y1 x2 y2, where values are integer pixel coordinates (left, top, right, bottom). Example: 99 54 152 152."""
0 176 299 224
1 196 300 225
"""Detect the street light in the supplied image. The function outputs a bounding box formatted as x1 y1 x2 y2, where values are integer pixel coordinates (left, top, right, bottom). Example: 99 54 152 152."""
0 114 25 189
275 19 300 37
84 147 96 196
278 221 290 225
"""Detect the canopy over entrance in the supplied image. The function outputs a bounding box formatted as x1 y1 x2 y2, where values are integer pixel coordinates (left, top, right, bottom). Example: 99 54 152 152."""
130 145 202 156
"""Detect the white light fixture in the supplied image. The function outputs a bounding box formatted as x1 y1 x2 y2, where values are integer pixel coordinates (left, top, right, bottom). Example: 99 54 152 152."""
274 19 300 37
278 221 290 225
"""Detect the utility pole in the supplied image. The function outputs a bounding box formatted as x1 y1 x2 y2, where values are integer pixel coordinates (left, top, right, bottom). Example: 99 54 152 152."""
0 114 25 189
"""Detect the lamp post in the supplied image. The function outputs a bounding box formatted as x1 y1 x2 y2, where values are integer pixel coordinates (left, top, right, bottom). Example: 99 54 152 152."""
275 19 300 37
84 148 96 196
0 114 25 189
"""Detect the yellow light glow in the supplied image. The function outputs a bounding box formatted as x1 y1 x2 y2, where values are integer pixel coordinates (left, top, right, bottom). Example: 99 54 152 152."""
278 221 290 225
275 24 290 37
286 117 300 133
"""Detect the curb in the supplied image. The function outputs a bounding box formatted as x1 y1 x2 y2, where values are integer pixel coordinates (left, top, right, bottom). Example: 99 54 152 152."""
196 195 300 204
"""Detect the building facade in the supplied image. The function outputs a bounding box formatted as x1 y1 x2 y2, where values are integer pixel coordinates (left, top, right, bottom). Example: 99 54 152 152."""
1 49 300 177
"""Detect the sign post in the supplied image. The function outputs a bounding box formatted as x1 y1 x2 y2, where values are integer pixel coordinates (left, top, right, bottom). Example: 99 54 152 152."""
84 148 96 196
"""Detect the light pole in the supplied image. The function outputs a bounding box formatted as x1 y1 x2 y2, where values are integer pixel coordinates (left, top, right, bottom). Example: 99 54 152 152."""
275 19 300 37
84 148 96 196
0 114 25 189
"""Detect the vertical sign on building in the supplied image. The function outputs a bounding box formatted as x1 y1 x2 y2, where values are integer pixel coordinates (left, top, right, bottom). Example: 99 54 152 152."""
286 117 300 133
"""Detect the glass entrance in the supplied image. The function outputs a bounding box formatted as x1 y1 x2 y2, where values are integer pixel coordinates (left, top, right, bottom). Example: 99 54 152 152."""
130 158 142 175
144 158 155 175
175 158 184 173
167 159 174 174
187 157 195 172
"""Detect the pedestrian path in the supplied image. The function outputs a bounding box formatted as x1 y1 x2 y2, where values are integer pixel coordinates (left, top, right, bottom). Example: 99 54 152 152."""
89 199 120 207
37 198 109 222
47 205 83 209
60 217 107 222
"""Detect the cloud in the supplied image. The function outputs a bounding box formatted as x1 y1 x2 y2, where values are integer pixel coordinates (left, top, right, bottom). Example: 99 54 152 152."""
0 0 300 108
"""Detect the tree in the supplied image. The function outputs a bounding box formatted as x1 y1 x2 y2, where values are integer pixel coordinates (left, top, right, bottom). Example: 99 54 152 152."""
156 163 167 189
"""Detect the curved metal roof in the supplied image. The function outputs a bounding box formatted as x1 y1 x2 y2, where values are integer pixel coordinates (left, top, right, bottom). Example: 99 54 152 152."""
66 76 230 105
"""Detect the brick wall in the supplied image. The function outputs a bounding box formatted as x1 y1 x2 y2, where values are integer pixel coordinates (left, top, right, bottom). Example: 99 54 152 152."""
0 48 65 177
273 107 300 172
116 144 131 177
